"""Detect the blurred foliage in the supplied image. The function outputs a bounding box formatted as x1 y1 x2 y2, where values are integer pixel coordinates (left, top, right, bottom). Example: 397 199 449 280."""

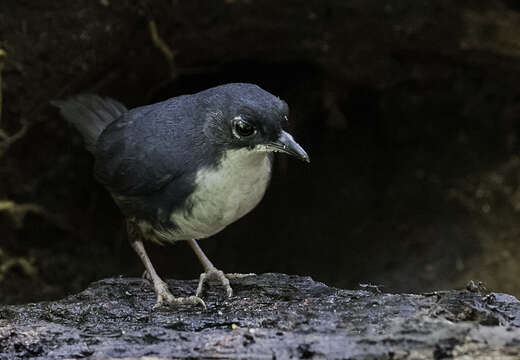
0 248 37 283
0 48 41 284
0 200 46 228
0 49 29 158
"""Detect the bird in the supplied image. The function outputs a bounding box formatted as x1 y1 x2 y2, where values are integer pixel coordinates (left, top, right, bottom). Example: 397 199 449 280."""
52 83 309 309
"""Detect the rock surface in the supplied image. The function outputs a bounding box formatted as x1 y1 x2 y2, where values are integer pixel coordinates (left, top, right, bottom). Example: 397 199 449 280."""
1 273 520 359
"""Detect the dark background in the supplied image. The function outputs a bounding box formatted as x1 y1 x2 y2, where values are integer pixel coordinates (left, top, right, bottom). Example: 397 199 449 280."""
2 0 520 304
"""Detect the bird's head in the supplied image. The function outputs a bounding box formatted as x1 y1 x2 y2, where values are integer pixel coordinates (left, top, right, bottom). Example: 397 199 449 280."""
199 83 309 162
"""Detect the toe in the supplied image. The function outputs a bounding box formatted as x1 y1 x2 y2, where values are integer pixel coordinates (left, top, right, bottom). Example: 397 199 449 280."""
215 271 233 297
195 268 239 298
189 295 207 309
196 273 207 297
225 284 233 298
170 295 206 309
152 299 163 309
225 273 255 279
153 293 170 309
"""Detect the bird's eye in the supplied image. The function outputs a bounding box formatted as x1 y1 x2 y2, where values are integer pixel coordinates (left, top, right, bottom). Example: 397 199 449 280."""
232 118 256 138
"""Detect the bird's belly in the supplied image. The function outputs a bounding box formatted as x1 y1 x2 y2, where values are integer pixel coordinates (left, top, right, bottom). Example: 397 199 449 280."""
158 150 272 241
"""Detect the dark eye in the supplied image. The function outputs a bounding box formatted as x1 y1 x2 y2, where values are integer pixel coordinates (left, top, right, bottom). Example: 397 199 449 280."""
232 118 256 138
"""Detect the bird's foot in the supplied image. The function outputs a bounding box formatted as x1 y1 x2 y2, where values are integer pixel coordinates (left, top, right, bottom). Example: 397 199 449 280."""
196 269 255 298
153 279 206 310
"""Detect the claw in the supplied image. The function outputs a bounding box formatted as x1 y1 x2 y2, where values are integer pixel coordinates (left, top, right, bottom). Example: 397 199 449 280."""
196 271 255 298
196 269 233 298
152 280 206 310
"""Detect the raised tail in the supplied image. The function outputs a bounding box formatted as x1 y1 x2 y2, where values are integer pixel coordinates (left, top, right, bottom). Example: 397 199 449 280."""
51 94 127 152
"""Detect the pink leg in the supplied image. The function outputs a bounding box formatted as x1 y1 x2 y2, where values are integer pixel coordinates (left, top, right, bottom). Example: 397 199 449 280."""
187 239 254 298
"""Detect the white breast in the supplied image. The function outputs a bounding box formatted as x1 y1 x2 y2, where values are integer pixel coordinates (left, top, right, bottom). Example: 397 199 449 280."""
156 148 272 241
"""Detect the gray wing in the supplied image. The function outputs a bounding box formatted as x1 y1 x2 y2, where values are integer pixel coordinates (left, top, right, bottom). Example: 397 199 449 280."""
93 105 183 197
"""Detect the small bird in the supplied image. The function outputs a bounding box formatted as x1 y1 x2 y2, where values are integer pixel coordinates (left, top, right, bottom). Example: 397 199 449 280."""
53 83 309 308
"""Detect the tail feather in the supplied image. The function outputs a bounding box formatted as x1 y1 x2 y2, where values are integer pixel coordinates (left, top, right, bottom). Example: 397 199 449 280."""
51 94 127 152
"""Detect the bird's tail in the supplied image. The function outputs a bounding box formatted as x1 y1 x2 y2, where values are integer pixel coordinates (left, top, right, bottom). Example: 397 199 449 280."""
51 95 127 152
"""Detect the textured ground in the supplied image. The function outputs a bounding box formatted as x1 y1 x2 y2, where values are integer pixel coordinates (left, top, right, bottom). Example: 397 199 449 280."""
1 273 520 359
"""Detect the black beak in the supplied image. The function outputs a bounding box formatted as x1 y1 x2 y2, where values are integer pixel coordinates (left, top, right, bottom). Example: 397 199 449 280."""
269 130 310 163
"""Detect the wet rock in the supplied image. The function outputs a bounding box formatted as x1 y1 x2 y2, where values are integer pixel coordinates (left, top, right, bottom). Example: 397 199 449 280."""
1 273 520 359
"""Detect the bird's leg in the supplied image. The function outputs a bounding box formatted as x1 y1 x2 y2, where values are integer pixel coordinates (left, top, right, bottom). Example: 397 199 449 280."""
126 221 205 309
130 240 206 309
188 239 254 298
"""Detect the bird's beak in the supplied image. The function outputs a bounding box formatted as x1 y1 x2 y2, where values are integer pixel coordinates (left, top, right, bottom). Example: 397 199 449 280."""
268 130 310 163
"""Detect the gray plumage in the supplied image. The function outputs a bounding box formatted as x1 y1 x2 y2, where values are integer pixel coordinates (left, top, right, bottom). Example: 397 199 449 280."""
53 83 309 308
53 83 298 243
